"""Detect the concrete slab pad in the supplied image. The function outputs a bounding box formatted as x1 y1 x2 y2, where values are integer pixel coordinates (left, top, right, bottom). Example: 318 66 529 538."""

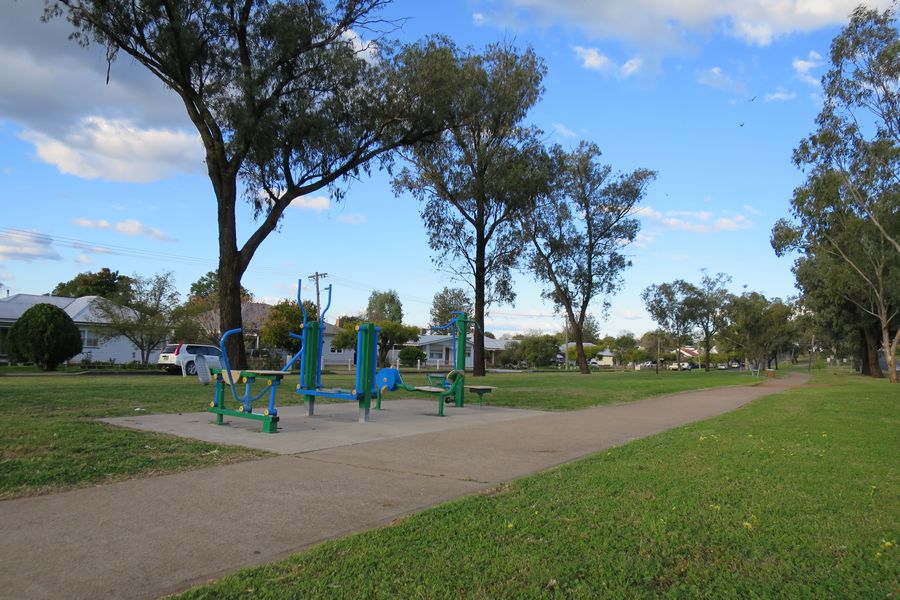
101 399 548 454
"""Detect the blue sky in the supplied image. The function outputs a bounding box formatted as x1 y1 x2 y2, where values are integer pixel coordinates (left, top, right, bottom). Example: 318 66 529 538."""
0 0 889 337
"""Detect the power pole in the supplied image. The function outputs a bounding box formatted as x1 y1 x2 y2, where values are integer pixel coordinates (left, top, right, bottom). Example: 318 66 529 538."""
307 272 328 318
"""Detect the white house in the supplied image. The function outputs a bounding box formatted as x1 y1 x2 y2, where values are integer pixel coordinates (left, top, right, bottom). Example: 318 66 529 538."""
0 294 160 365
399 334 510 369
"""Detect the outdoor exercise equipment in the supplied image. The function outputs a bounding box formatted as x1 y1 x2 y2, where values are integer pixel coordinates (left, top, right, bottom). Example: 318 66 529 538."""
293 282 379 422
207 327 287 434
375 312 494 416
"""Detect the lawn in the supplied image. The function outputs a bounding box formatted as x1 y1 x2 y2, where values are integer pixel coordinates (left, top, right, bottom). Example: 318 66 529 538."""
0 368 753 499
177 371 899 599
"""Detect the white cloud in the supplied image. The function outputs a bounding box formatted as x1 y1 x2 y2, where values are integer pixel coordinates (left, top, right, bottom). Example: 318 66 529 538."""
617 309 643 320
573 46 642 78
636 205 753 233
742 204 764 215
0 230 61 262
473 12 487 26
621 58 644 77
478 1 892 50
553 123 577 138
115 219 175 241
290 195 330 212
337 213 367 225
697 66 745 95
73 218 111 229
632 232 657 248
1 167 12 176
793 50 823 86
764 88 797 102
73 242 115 255
20 116 203 183
76 253 92 265
340 29 379 65
574 46 614 72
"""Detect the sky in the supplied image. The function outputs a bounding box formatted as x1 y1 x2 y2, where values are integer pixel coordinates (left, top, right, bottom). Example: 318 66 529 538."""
0 0 891 338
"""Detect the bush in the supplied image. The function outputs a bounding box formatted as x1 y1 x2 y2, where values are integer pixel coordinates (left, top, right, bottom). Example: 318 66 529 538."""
9 303 83 371
398 346 426 367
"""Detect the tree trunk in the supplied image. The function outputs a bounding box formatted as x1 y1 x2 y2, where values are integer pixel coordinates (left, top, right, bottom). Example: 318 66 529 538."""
472 227 486 377
882 318 899 384
569 312 590 374
862 326 882 378
703 336 711 372
216 178 247 370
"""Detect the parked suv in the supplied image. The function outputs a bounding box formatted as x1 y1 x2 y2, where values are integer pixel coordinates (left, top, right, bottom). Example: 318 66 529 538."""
157 343 223 375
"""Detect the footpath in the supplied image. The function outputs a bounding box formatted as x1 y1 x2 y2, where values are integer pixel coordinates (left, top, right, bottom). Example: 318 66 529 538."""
0 373 807 599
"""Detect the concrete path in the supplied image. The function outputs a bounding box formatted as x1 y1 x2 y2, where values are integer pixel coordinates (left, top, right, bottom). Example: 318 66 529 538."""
0 374 806 600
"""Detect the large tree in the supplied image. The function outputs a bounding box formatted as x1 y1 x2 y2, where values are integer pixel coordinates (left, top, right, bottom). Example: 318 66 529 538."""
721 292 794 372
777 3 900 381
51 267 134 301
522 141 654 374
641 280 698 371
393 43 547 376
802 3 899 255
93 272 180 365
47 1 458 368
9 304 82 371
684 270 732 371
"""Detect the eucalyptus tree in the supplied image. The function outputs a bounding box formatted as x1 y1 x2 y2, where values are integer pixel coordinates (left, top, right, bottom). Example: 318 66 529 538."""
794 3 899 255
46 1 459 367
776 3 900 381
393 43 547 376
642 280 698 370
684 271 732 371
721 292 794 372
430 287 473 330
522 142 654 373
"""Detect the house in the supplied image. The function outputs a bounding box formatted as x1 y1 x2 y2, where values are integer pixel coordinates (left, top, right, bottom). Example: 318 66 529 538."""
400 334 511 369
0 294 159 365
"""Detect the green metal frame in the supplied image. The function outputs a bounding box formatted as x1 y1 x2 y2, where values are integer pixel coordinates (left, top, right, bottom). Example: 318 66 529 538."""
207 368 281 434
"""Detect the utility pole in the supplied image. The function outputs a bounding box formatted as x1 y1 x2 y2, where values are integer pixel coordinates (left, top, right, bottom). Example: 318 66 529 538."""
307 272 328 318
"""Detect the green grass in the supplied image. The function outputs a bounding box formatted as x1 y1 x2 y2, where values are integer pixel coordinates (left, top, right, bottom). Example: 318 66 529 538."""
0 369 754 499
177 372 899 599
387 368 757 410
0 375 276 498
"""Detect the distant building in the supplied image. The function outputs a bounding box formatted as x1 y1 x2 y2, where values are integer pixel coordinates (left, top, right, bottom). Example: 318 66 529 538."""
0 294 158 365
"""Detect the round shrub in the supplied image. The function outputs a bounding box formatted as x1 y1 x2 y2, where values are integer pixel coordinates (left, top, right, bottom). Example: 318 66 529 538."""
398 346 426 367
9 303 83 371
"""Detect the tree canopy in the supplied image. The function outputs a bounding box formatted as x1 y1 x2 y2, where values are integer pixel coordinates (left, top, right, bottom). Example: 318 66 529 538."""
393 42 547 376
641 280 698 370
430 287 472 330
522 141 654 374
366 289 403 323
93 271 180 365
51 267 134 301
46 0 460 368
774 3 900 381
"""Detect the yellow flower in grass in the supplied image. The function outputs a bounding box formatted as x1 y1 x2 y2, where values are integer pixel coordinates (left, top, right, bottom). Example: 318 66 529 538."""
507 522 514 529
742 521 753 530
710 504 721 512
882 539 895 550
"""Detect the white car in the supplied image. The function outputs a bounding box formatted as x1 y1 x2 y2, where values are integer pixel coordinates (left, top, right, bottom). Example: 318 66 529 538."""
157 343 223 376
667 362 691 371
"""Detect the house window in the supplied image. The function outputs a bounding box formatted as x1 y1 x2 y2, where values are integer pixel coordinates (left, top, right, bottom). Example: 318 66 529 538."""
81 328 99 349
429 351 442 360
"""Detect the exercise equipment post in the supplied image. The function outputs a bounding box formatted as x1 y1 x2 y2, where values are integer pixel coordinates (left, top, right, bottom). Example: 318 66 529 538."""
294 282 379 422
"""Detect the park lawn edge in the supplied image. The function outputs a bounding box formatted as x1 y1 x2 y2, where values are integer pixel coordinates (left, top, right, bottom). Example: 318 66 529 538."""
173 371 899 599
